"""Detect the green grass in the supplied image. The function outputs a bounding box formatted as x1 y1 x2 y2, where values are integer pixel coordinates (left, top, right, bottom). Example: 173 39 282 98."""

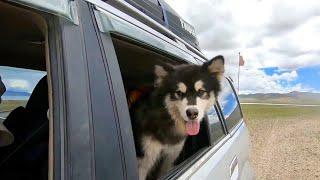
242 104 320 120
242 104 320 132
0 100 27 112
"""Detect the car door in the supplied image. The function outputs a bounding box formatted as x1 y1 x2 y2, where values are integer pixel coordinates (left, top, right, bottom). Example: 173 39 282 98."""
178 77 253 180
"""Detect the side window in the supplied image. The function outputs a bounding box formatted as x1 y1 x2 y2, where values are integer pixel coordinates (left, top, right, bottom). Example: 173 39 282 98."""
206 105 226 145
218 77 242 131
0 66 46 119
0 2 51 180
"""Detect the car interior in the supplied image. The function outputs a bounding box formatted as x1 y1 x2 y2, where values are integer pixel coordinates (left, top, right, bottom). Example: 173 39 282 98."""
112 36 211 179
0 2 50 180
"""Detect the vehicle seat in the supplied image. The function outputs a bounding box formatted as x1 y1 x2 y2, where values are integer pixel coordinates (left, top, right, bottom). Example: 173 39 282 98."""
0 75 49 180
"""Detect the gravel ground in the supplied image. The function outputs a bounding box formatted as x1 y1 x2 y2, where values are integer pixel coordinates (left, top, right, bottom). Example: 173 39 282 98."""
249 115 320 180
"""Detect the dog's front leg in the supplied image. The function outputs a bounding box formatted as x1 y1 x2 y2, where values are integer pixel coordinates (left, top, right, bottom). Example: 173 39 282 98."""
138 136 163 180
158 141 185 179
138 158 149 180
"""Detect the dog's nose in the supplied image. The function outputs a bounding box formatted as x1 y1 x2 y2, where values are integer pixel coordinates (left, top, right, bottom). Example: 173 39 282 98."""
186 108 199 120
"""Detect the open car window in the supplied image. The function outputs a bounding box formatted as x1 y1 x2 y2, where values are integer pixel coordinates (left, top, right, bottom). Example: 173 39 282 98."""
104 34 232 179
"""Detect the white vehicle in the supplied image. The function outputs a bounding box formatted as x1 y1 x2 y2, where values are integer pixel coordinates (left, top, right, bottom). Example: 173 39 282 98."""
0 0 253 179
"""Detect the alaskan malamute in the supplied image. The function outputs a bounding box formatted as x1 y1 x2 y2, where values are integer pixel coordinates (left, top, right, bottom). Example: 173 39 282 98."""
131 55 225 180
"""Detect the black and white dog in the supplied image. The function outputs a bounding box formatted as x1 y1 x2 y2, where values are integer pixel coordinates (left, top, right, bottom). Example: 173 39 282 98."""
131 55 225 180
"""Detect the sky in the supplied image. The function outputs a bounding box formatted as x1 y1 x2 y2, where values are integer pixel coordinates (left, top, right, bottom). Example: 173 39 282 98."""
1 0 319 96
165 0 320 94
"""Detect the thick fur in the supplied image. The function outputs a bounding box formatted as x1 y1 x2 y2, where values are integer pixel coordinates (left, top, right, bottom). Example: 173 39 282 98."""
131 55 225 180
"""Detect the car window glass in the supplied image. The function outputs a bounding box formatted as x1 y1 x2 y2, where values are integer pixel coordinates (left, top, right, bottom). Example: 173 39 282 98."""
207 105 226 145
218 77 242 131
0 66 46 119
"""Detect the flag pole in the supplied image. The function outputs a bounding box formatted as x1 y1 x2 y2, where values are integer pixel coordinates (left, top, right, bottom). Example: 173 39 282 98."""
238 52 241 93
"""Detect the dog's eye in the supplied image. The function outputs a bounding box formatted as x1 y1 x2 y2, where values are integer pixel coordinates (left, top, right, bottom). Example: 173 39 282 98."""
198 89 207 97
175 90 183 97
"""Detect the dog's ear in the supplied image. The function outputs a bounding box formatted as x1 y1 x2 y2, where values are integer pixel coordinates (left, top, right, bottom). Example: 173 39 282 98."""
154 64 173 87
203 55 225 78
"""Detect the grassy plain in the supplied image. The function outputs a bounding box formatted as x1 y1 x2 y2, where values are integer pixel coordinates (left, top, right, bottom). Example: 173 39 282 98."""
0 100 27 112
242 104 320 179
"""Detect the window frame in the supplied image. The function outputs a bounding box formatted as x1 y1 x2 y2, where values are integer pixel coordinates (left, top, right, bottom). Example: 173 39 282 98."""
105 35 216 180
98 33 233 180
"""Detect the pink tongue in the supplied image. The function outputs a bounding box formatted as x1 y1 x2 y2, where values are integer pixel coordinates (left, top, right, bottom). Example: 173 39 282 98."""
186 121 200 136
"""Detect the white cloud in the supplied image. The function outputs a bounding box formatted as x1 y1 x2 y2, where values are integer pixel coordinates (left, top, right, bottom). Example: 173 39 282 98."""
4 79 31 92
270 71 297 82
165 0 320 93
166 0 320 68
238 69 312 94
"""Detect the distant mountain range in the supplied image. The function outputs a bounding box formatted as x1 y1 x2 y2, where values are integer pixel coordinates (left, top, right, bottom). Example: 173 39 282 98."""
3 90 31 97
239 91 320 105
2 90 31 100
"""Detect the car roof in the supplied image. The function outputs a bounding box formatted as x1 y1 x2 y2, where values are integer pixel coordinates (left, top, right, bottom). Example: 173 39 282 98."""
113 0 200 49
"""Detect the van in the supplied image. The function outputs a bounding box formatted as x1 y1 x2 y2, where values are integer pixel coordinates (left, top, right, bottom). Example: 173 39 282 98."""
0 0 253 179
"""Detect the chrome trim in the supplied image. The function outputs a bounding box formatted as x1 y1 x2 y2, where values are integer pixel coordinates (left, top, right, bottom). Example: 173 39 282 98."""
84 0 207 61
229 156 238 177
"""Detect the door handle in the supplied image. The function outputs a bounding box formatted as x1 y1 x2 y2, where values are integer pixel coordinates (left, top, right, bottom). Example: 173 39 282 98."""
230 156 239 180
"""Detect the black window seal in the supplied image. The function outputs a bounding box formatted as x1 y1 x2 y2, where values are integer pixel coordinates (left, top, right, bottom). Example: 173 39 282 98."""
214 103 229 135
214 101 229 134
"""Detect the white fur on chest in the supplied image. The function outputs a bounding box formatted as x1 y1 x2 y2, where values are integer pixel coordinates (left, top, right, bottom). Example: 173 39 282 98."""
138 136 185 180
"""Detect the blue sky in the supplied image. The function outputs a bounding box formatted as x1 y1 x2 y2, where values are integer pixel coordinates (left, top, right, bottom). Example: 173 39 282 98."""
295 66 320 91
260 66 320 93
263 66 320 91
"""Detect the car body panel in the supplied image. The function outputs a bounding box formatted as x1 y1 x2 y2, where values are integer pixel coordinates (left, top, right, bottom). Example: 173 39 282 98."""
176 121 253 180
181 122 253 180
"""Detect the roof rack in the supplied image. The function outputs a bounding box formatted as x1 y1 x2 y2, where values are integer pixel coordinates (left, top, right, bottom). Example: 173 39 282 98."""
85 0 207 61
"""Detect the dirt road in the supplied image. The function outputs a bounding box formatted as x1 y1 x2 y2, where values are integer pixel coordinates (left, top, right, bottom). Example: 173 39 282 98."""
243 105 320 180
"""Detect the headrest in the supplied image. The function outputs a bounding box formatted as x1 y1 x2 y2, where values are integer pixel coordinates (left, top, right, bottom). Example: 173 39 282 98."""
25 75 48 113
0 122 14 147
0 75 13 146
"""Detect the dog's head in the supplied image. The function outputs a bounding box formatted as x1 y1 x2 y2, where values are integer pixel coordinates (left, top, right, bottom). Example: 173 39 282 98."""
154 55 224 136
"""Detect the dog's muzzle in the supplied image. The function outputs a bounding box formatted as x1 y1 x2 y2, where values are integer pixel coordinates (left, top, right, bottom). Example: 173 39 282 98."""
186 108 198 120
